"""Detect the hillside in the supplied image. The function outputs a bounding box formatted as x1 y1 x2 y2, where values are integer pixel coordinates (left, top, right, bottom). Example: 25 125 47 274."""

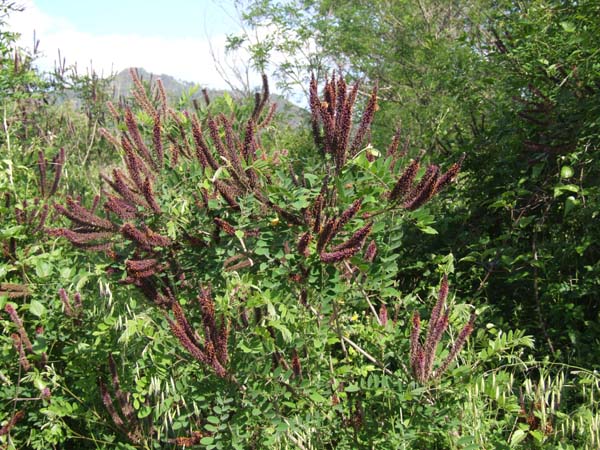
112 67 308 124
111 67 228 103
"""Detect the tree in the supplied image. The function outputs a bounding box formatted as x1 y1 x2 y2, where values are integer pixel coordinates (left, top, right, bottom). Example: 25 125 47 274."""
234 0 490 152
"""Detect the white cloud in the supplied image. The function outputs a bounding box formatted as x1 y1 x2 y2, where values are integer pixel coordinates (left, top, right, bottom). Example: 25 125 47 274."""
7 0 260 90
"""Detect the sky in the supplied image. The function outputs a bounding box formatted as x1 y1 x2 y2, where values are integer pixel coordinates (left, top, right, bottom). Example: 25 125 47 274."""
7 0 264 90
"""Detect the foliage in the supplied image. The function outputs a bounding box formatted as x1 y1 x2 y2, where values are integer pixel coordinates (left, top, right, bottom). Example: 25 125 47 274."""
233 0 490 151
233 0 600 447
45 64 475 448
1 0 600 448
454 0 600 364
236 0 600 362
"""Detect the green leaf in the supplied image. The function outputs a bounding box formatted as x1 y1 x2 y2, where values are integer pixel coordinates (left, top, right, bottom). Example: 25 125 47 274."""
223 92 234 111
33 376 46 391
560 21 576 33
34 260 52 278
205 423 219 433
166 221 177 239
33 336 47 354
137 406 152 418
75 274 89 291
418 225 438 235
291 197 310 209
530 429 544 442
29 299 46 317
59 267 75 281
510 429 528 446
309 392 327 404
271 322 292 342
564 196 580 216
254 246 270 256
553 184 579 197
0 225 25 239
560 165 574 179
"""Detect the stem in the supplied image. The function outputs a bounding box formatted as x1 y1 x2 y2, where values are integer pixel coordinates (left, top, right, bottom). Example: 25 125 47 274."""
342 336 393 375
81 119 97 166
343 260 381 326
532 231 555 355
332 298 348 356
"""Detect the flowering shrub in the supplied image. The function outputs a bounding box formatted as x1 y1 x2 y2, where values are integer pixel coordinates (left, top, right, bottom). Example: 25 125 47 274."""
3 0 600 446
44 70 473 447
1 65 598 450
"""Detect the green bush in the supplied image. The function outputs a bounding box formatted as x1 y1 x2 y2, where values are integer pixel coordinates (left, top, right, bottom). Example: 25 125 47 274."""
2 1 600 447
42 69 479 448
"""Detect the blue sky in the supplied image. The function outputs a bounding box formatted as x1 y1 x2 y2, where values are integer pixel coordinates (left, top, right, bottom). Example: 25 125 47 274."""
8 0 264 89
33 0 240 39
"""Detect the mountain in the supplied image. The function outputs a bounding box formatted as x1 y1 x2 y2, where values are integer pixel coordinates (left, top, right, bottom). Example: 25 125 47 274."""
112 68 308 125
111 68 227 103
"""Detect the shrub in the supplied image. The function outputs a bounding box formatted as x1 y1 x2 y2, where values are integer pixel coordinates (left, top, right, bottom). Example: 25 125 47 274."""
47 71 473 448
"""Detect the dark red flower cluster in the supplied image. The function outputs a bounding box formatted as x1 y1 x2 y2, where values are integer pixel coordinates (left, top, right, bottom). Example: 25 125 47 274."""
98 354 147 444
298 194 372 264
0 283 30 299
388 152 465 211
58 288 83 321
166 287 231 379
309 74 377 174
410 276 476 383
4 304 47 371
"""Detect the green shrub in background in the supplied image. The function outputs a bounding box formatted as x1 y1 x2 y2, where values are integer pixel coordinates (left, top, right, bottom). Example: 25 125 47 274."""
232 0 600 360
1 5 158 446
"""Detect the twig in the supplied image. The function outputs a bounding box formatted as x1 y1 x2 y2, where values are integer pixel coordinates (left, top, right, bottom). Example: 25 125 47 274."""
343 261 382 326
532 232 555 355
81 119 98 166
332 299 348 356
342 336 392 375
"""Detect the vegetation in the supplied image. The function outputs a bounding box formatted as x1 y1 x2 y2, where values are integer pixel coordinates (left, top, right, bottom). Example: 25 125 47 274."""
2 0 600 448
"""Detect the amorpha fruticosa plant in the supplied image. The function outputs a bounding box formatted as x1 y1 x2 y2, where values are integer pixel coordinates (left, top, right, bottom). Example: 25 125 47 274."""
51 69 472 443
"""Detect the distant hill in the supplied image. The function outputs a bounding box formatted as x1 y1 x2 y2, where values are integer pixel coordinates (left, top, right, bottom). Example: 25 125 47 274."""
112 68 308 125
111 68 228 103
